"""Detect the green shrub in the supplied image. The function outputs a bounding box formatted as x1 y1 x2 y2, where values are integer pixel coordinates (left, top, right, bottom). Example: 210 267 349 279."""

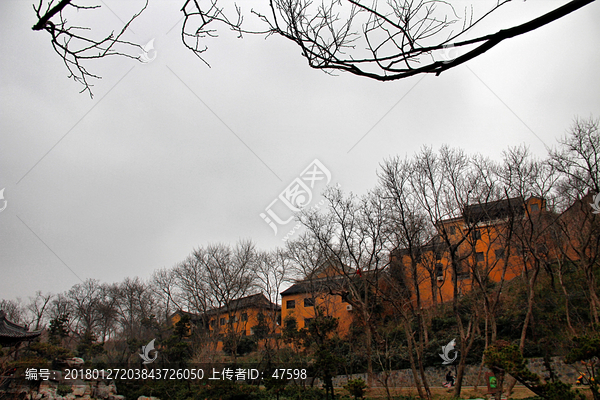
56 384 72 396
344 378 367 399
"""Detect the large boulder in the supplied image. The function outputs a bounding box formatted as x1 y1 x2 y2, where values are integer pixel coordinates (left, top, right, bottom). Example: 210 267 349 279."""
95 381 111 399
71 385 85 396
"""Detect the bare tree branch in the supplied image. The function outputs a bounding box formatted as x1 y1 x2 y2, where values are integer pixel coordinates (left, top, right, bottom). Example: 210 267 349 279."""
32 0 148 97
182 0 594 80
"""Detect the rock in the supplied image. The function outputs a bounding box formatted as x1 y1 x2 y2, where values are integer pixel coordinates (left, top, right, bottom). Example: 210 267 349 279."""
71 385 85 396
83 383 92 396
95 381 110 399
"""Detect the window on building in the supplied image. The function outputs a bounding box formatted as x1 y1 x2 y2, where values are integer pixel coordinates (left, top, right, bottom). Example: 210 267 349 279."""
304 298 315 307
495 248 505 259
448 226 456 235
286 300 295 309
435 263 444 278
472 230 482 240
435 251 442 261
530 203 539 212
220 317 226 326
210 319 215 327
241 313 248 322
456 263 470 280
476 252 485 262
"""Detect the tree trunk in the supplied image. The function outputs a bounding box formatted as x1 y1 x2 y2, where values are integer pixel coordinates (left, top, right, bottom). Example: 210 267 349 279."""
365 310 374 386
558 264 576 335
404 320 428 400
587 266 600 324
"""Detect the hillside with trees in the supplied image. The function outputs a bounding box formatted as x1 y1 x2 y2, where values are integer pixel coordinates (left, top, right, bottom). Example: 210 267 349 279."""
1 116 599 400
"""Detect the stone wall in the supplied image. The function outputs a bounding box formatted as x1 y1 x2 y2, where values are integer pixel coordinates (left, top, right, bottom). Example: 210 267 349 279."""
317 357 579 388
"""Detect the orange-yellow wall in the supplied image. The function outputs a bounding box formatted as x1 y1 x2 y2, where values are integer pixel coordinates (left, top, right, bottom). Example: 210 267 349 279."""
207 307 280 337
396 197 548 306
170 307 280 351
280 291 353 336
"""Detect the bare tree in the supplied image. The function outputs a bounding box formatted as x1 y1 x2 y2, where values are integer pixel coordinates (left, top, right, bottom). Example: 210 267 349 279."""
152 267 184 324
256 248 288 310
199 241 259 356
48 293 73 320
67 278 104 338
500 146 558 350
32 0 148 97
550 117 600 202
173 255 212 316
407 145 486 397
378 156 437 400
202 241 257 308
285 231 331 280
0 299 25 324
253 249 289 353
95 284 119 343
298 186 391 386
497 145 558 397
114 277 157 340
25 291 54 331
182 0 594 81
549 117 600 324
171 240 258 353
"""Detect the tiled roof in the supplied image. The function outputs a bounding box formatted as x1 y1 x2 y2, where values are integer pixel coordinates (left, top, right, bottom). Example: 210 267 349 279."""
206 293 280 316
281 275 346 296
463 197 526 224
0 310 41 346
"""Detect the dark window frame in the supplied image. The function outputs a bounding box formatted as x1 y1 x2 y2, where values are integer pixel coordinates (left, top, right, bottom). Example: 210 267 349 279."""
435 263 444 278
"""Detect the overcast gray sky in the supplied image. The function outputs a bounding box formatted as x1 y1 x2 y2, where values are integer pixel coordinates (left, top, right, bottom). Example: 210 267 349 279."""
1 0 599 302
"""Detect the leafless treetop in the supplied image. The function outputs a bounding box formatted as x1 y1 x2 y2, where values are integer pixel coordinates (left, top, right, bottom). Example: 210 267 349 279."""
32 0 148 97
182 0 594 80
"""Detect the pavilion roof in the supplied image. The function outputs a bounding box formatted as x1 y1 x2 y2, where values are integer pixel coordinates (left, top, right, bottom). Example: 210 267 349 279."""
0 310 42 346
